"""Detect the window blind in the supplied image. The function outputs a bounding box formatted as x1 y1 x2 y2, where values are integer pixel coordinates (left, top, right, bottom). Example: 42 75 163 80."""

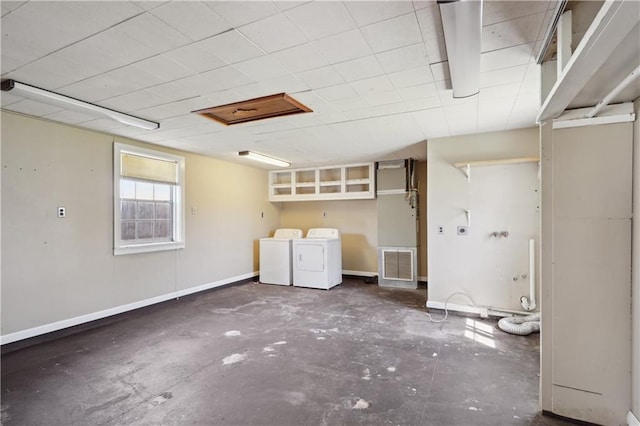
121 153 178 184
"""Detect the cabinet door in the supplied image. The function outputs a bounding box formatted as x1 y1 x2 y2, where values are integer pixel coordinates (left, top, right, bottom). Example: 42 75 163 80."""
295 244 324 272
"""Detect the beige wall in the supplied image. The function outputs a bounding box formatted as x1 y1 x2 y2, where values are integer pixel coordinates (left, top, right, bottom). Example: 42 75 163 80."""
427 127 540 310
1 111 279 338
540 121 632 425
633 98 640 420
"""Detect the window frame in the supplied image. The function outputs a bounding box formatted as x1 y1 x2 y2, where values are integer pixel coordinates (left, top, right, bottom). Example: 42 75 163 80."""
113 142 185 255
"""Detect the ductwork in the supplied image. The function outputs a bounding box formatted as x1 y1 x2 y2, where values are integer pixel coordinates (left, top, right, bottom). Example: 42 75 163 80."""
498 312 541 336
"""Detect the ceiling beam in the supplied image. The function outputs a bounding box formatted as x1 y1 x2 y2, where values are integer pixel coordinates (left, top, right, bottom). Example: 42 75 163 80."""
537 0 640 123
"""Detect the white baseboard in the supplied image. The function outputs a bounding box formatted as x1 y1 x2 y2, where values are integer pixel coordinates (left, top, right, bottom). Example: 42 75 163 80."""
629 410 640 426
418 275 428 282
426 300 485 316
0 271 258 345
342 270 377 277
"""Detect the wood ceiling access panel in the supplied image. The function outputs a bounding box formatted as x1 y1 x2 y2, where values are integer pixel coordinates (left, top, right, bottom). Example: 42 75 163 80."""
192 93 312 125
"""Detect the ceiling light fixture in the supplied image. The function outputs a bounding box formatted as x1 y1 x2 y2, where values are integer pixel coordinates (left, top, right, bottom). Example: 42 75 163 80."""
238 151 290 168
438 0 482 98
1 79 159 130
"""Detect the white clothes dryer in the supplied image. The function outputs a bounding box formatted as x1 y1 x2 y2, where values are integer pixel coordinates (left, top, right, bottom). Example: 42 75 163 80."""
292 228 342 290
259 228 303 286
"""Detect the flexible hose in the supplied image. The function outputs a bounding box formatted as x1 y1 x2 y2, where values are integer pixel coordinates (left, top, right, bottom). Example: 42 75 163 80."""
497 312 541 335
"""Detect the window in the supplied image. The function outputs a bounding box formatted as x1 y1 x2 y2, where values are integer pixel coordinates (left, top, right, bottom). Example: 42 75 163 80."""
114 143 185 255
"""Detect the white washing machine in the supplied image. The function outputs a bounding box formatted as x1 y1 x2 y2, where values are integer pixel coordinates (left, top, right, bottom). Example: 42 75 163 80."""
259 228 303 286
292 228 342 290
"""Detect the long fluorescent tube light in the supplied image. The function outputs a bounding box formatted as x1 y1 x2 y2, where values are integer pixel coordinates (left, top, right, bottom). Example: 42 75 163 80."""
238 151 290 167
1 79 159 130
438 0 482 98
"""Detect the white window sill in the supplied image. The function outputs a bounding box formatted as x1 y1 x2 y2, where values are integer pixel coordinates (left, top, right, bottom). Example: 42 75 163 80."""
114 241 185 256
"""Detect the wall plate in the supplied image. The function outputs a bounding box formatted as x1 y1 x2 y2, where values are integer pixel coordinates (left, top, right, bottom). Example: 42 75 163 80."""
457 226 469 235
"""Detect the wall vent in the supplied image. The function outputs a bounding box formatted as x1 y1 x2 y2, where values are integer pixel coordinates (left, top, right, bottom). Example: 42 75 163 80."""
381 249 414 281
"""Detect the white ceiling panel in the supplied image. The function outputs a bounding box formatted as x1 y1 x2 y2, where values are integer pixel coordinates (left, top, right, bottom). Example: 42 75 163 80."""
482 12 546 53
483 1 549 26
314 84 359 102
196 30 265 64
375 43 429 74
360 13 422 53
206 1 279 27
239 13 307 53
296 66 345 89
388 66 434 89
272 43 329 73
311 29 372 64
162 42 227 74
7 1 624 169
333 56 384 82
149 1 230 41
285 1 356 40
345 1 415 27
234 56 289 81
416 5 447 64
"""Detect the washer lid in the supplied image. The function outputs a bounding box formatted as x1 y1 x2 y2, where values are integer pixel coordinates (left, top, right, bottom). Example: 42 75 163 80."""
306 228 340 239
273 228 303 239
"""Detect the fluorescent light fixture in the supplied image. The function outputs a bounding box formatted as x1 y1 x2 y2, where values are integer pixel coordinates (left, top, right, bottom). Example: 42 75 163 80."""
438 0 482 98
238 151 290 167
1 79 159 130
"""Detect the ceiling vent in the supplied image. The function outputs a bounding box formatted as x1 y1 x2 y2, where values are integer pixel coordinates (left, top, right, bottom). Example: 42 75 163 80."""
192 93 312 126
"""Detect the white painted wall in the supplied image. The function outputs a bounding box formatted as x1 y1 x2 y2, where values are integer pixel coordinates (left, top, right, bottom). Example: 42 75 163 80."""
1 111 280 340
632 98 640 421
540 121 632 425
427 128 539 312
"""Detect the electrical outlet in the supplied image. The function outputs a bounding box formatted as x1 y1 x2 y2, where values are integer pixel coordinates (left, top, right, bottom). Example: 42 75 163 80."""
437 225 445 235
457 226 469 236
322 212 327 218
57 206 65 218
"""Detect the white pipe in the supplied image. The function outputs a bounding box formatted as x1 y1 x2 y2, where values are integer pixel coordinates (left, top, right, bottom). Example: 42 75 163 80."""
498 312 541 335
586 64 640 118
529 239 536 306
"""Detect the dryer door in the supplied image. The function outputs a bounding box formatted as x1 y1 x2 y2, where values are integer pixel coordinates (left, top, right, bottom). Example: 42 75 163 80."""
296 243 324 272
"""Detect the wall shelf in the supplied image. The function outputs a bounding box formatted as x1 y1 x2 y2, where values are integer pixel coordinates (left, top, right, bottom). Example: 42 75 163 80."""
454 157 539 181
269 163 375 202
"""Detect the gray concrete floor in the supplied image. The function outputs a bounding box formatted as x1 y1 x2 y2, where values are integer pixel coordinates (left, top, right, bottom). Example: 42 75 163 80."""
1 278 575 425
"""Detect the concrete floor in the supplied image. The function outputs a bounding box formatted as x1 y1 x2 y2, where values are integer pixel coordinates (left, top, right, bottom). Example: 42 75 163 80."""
1 277 575 425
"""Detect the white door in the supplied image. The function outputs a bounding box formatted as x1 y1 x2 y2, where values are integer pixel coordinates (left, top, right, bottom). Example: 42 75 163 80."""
295 243 324 272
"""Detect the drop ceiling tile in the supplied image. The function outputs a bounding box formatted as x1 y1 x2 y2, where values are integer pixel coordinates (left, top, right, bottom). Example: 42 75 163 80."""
285 1 355 41
135 96 214 121
273 2 311 12
199 66 255 93
482 12 545 53
206 1 279 27
150 1 230 41
1 1 26 16
477 97 514 133
413 0 435 11
375 43 428 74
444 99 478 135
5 99 63 117
257 74 309 94
479 82 522 102
43 109 106 125
507 91 539 128
349 75 395 96
333 56 384 82
311 29 372 64
163 42 227 73
416 5 447 63
82 118 129 132
296 66 344 89
132 2 169 11
362 90 402 107
60 72 143 103
6 51 103 89
345 1 415 27
483 1 549 26
285 90 335 114
360 13 422 54
480 64 528 88
398 82 438 101
480 43 535 73
271 43 329 73
234 55 289 81
314 84 359 102
430 62 450 82
0 1 143 69
239 14 307 53
197 30 265 64
101 89 175 112
388 66 434 89
403 96 441 111
0 91 22 107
